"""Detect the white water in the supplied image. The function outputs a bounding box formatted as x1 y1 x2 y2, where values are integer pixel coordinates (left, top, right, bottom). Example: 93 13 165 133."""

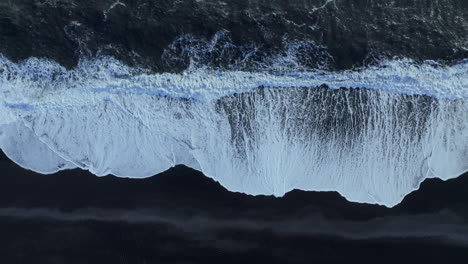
0 55 467 207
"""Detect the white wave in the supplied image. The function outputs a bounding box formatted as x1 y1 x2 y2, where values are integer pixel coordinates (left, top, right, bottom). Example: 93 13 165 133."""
0 55 467 207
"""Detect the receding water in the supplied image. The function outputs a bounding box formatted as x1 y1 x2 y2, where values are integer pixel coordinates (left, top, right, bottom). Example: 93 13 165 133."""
0 55 467 207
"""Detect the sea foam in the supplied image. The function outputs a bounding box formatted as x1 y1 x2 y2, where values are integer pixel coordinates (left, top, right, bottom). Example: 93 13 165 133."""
0 55 467 206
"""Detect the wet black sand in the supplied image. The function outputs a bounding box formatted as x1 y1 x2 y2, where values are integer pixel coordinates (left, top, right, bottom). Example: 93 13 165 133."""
0 150 467 263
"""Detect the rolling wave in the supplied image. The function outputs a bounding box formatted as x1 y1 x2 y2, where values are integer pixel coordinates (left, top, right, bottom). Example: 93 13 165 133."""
0 55 467 207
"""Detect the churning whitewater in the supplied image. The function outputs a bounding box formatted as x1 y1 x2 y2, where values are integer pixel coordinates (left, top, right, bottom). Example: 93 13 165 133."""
0 55 467 207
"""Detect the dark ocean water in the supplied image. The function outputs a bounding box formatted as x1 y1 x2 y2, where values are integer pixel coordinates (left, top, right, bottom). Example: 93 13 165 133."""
1 0 467 72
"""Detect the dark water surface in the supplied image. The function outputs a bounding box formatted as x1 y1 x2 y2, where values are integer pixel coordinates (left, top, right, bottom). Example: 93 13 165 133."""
1 0 467 72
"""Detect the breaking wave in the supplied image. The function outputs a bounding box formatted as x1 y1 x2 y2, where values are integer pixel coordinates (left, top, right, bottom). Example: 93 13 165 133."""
0 54 467 207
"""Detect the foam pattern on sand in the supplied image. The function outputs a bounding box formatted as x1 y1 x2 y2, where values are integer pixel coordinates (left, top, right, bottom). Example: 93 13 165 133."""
0 55 467 206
